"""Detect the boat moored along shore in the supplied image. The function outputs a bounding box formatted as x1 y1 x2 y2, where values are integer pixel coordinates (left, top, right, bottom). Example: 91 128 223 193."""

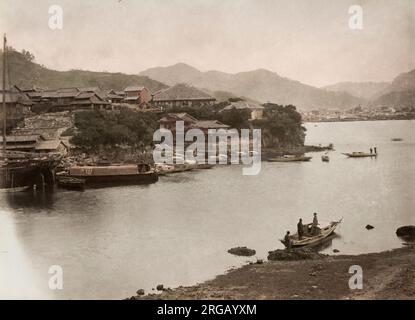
342 152 378 158
281 219 342 248
59 163 158 187
267 155 312 162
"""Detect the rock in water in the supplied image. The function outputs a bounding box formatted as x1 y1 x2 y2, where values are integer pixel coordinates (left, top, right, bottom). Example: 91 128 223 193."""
333 249 340 253
396 226 415 238
366 225 374 230
136 289 145 296
267 248 326 261
156 284 164 291
227 246 256 257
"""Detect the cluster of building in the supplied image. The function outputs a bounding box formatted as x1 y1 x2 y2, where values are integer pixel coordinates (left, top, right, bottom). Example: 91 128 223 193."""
0 83 265 131
0 82 267 155
301 105 415 122
0 134 68 154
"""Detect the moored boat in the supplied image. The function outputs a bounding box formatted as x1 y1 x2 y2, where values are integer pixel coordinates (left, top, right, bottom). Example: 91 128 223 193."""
155 163 191 175
268 155 312 162
195 163 214 170
62 163 158 187
342 152 377 158
280 219 342 248
321 155 329 162
56 174 85 190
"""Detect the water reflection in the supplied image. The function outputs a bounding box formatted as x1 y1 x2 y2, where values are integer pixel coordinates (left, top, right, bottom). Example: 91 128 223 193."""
0 120 414 299
5 187 57 210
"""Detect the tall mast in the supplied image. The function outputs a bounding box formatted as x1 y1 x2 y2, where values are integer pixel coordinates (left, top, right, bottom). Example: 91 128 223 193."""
2 33 6 154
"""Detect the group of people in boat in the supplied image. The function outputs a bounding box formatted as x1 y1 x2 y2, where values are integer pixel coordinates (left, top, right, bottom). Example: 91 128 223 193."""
284 212 320 250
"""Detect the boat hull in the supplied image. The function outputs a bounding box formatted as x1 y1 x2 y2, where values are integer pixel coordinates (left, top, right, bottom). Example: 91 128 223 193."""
343 153 377 158
281 220 342 248
268 156 312 162
67 172 158 187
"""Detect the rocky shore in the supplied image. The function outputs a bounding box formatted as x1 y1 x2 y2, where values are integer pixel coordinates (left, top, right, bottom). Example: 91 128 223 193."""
130 245 415 300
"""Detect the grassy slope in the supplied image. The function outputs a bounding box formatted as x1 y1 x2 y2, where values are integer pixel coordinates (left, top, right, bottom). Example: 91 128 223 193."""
0 50 168 92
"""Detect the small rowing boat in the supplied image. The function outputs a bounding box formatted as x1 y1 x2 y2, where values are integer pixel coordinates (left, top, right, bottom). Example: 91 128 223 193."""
56 175 85 190
268 155 312 162
342 152 377 158
281 219 342 248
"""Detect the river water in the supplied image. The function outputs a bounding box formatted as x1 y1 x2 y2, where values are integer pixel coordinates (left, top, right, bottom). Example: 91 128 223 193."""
1 120 414 299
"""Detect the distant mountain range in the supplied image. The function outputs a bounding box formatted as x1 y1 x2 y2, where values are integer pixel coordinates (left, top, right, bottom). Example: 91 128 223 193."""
0 50 167 92
140 63 363 111
371 69 415 108
322 82 390 100
3 49 414 111
141 63 415 110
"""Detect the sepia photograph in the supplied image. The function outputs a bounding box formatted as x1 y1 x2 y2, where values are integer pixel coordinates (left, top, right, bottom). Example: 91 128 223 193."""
0 0 414 309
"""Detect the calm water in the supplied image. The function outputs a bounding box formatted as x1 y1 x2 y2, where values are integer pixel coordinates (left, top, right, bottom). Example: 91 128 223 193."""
1 120 414 299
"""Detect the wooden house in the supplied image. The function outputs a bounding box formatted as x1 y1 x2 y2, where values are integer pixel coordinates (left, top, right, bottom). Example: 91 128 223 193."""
152 84 216 108
124 86 151 105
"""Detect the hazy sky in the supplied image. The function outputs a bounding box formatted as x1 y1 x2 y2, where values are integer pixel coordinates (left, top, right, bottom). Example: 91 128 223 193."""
0 0 414 86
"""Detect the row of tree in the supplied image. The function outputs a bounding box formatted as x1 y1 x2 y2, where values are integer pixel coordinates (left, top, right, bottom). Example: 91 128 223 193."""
71 101 305 149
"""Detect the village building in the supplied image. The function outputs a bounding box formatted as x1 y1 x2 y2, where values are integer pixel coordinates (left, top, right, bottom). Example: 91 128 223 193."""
159 113 198 131
159 112 229 134
123 86 151 105
221 100 264 120
35 88 111 112
35 139 68 155
0 134 45 152
0 86 33 132
190 120 230 134
152 84 216 108
70 92 111 110
104 90 124 104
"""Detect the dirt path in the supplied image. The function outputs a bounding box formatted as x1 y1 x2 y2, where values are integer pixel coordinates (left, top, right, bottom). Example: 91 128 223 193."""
133 246 415 300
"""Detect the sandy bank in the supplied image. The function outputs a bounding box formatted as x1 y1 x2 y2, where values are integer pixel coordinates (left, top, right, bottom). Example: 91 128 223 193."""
131 245 415 300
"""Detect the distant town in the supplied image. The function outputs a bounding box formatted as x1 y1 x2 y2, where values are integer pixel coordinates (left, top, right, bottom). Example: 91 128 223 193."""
301 105 415 122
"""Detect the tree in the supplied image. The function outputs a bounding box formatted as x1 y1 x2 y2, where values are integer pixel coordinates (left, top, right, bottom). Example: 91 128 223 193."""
252 103 305 148
21 49 35 62
71 109 158 149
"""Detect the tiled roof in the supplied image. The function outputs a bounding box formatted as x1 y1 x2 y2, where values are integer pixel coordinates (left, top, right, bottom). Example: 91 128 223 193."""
191 120 229 129
0 91 32 104
124 86 145 92
0 135 43 143
222 101 264 111
35 140 66 150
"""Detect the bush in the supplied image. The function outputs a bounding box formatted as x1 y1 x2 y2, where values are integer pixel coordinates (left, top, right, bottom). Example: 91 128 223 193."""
70 109 158 149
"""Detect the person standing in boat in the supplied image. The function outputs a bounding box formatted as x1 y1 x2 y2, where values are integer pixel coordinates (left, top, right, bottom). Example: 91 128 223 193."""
297 218 304 239
312 212 319 235
370 148 373 154
374 147 377 154
284 231 292 250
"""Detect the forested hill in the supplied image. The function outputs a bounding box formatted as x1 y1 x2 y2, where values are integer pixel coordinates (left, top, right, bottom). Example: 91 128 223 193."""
0 49 168 92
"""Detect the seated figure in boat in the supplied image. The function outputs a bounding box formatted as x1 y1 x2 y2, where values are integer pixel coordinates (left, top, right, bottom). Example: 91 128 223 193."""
284 231 292 250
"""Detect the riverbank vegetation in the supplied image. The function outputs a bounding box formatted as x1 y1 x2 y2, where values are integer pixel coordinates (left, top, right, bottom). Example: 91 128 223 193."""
70 101 306 151
71 109 158 150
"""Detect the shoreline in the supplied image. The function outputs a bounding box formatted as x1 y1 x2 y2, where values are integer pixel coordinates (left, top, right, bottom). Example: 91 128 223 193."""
130 245 415 300
303 117 415 123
